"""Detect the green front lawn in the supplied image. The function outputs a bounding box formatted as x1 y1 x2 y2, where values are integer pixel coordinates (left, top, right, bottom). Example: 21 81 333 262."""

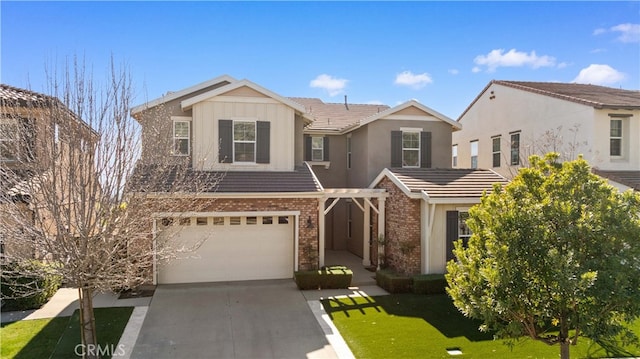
322 294 640 359
1 307 133 359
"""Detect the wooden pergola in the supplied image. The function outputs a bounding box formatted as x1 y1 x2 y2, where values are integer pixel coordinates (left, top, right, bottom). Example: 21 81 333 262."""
319 188 389 268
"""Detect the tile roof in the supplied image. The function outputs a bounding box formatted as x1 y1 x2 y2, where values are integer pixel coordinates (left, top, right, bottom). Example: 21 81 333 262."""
388 168 507 198
592 169 640 191
496 81 640 109
290 97 390 132
0 84 52 105
458 80 640 121
128 164 323 194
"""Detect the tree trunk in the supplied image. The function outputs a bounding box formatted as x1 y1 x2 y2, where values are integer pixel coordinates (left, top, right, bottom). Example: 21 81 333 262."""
560 341 570 359
78 287 99 359
559 316 570 359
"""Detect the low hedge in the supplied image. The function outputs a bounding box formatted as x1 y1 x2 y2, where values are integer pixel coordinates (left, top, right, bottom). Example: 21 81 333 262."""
412 274 447 294
295 266 353 290
1 260 63 311
375 269 412 293
376 270 448 294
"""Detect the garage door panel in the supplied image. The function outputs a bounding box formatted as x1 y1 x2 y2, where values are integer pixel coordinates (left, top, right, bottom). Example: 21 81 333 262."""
158 215 294 284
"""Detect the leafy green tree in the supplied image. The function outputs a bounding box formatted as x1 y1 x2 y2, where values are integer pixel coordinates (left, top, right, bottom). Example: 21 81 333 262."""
446 153 640 359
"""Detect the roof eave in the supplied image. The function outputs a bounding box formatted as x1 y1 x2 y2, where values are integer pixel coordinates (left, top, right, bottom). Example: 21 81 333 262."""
130 74 237 115
180 79 307 113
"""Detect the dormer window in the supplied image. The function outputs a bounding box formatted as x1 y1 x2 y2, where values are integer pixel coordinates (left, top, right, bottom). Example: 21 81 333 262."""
172 119 190 156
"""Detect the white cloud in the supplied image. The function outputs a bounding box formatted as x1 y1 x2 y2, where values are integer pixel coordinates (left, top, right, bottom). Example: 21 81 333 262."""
394 71 433 89
593 28 607 36
594 23 640 43
611 23 640 43
473 49 557 72
448 69 459 75
472 66 482 73
572 64 626 85
309 74 348 97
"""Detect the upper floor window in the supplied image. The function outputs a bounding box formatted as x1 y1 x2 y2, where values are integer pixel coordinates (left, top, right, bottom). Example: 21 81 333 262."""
233 121 256 162
0 120 18 161
391 130 431 168
510 132 520 166
311 136 324 162
346 136 352 169
219 119 270 164
492 136 501 168
610 119 622 157
304 135 329 163
402 131 420 167
173 120 190 156
470 140 478 169
452 144 458 167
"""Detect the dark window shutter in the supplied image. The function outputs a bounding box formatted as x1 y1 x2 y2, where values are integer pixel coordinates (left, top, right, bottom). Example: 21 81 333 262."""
323 136 330 161
420 131 432 168
256 121 270 164
218 120 232 163
391 131 402 167
304 135 312 161
446 211 459 262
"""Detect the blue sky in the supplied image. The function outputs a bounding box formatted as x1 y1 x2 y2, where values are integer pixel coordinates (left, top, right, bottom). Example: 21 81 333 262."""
2 1 639 119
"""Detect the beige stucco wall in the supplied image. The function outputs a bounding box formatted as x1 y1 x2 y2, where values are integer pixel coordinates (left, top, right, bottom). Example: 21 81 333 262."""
453 83 639 178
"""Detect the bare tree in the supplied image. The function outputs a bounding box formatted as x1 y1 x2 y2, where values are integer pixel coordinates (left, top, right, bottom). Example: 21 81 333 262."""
503 124 590 180
0 57 220 358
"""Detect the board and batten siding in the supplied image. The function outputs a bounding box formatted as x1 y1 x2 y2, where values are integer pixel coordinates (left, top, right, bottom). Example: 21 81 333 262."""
192 98 296 171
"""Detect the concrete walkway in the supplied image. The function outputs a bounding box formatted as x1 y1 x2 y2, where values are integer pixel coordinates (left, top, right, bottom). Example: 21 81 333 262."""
1 287 152 323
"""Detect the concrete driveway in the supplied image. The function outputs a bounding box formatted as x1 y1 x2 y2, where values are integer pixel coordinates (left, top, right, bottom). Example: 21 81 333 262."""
130 280 339 359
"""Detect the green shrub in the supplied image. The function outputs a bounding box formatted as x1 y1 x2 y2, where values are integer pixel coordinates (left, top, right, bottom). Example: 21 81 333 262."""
295 266 353 290
376 269 412 293
412 274 447 294
1 260 63 311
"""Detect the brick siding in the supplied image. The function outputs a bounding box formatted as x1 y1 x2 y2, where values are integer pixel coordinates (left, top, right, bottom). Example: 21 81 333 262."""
376 178 422 275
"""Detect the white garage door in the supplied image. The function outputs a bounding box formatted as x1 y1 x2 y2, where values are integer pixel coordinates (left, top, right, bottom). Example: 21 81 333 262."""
157 215 294 284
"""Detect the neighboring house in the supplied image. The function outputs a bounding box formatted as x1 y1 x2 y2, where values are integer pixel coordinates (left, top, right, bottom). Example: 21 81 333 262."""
0 84 96 259
452 80 640 191
129 75 505 284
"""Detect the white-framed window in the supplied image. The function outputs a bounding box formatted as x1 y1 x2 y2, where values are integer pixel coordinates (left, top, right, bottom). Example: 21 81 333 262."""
233 120 256 162
492 136 501 168
311 136 324 162
172 120 190 156
458 211 472 241
610 119 622 157
452 144 458 167
0 120 18 161
510 132 520 165
346 136 352 169
402 131 420 168
470 140 478 169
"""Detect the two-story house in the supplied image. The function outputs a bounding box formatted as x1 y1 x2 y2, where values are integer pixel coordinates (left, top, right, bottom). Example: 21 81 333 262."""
0 84 97 259
453 80 640 191
130 75 506 284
